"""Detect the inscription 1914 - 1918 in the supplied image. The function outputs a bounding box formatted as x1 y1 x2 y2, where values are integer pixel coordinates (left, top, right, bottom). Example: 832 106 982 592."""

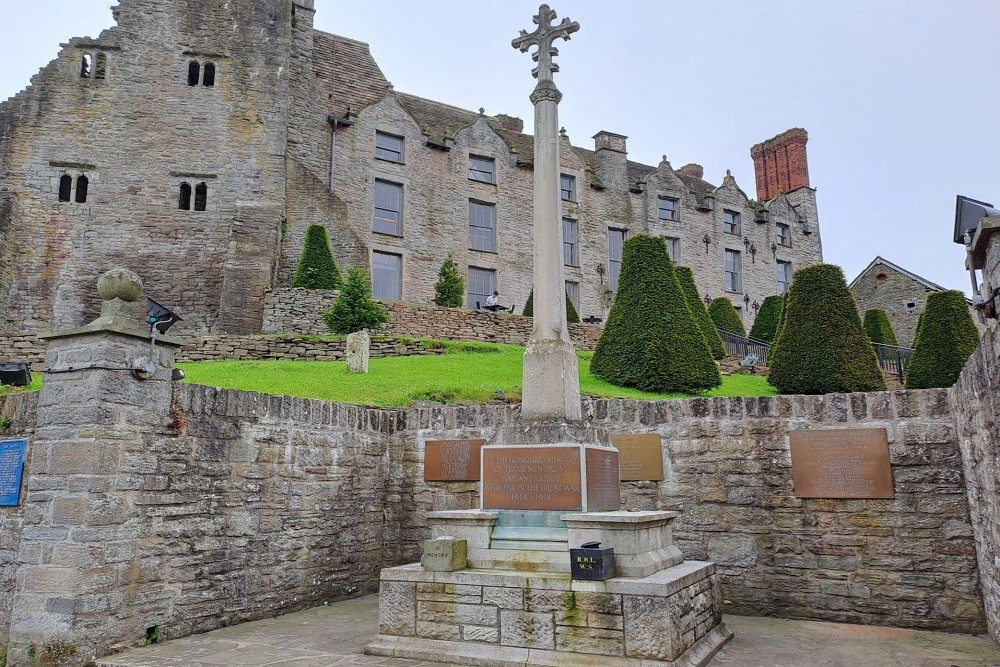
481 446 583 511
789 428 894 499
423 439 486 482
0 439 27 507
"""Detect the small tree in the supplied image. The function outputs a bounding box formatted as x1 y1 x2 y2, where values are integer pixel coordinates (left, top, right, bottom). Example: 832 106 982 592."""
323 267 388 334
862 309 898 346
768 264 885 394
749 295 786 343
522 289 580 324
904 290 980 389
292 225 343 289
590 235 720 392
433 254 464 307
709 297 746 336
675 266 726 360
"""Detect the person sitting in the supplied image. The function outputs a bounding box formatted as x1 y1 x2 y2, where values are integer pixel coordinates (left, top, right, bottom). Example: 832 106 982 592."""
484 291 502 311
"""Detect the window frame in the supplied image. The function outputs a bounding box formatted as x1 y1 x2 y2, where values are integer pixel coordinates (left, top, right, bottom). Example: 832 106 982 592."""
468 200 496 253
467 266 496 309
777 260 792 295
562 217 579 267
658 196 680 222
776 222 792 247
608 228 626 292
725 249 742 293
560 174 577 202
468 155 496 184
565 281 580 312
723 209 741 235
663 236 680 263
373 179 403 236
371 251 403 300
374 131 405 164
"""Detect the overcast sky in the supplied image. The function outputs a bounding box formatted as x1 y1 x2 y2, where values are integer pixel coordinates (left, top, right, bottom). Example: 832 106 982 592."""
3 1 998 295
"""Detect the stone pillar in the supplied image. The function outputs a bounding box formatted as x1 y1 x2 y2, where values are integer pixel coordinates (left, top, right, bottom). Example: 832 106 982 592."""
5 269 183 666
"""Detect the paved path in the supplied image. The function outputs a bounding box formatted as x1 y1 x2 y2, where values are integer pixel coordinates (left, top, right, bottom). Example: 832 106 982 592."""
99 594 999 667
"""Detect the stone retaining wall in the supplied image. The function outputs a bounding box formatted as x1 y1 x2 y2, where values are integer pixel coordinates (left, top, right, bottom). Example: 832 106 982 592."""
0 333 45 369
175 334 447 363
262 289 603 350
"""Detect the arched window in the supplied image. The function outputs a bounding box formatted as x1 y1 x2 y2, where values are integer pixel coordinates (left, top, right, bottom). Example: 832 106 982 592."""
94 53 107 80
202 62 216 87
187 61 201 87
80 54 93 78
178 183 192 211
75 175 89 204
59 175 73 202
194 183 208 211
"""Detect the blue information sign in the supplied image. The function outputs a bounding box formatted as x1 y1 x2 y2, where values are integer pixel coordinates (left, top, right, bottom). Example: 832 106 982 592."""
0 439 27 507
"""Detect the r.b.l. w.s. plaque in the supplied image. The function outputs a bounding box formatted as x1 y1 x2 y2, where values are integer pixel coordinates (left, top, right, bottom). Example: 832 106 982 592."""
789 428 893 499
423 439 485 482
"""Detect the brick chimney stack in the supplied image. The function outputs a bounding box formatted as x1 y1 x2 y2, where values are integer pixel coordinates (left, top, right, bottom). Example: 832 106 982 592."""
750 128 809 201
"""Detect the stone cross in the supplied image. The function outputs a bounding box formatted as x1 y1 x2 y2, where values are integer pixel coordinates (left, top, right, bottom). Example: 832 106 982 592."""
513 5 581 421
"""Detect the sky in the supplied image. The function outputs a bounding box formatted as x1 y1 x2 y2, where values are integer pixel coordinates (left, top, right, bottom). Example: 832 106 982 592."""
2 0 998 295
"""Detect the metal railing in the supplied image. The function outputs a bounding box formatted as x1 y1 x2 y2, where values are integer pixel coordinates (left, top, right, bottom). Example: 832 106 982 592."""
872 342 912 382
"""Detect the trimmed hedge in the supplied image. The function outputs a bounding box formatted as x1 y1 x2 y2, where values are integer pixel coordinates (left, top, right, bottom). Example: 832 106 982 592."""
862 309 898 346
709 297 745 336
323 267 388 334
675 266 726 359
904 290 980 389
768 264 886 394
292 225 343 289
749 295 785 343
433 254 464 308
521 289 580 324
590 235 720 392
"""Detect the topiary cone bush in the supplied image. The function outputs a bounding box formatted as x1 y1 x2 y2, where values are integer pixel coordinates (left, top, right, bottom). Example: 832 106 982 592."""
768 264 886 394
675 266 726 360
590 235 720 392
862 309 898 346
433 254 464 307
521 289 580 324
292 224 343 289
323 266 388 334
904 290 980 389
709 297 745 336
749 295 786 343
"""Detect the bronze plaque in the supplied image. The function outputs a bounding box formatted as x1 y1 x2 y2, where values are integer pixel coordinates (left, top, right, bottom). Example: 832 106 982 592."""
790 428 894 499
586 448 621 511
482 446 583 510
611 434 664 481
424 439 485 482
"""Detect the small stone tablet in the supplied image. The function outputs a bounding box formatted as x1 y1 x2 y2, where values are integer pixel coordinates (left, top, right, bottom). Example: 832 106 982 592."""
421 538 468 572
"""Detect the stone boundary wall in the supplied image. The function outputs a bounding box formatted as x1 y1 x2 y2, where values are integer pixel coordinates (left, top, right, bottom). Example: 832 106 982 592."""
0 332 45 369
0 391 38 651
175 334 447 363
393 390 985 633
262 288 603 350
956 324 1000 643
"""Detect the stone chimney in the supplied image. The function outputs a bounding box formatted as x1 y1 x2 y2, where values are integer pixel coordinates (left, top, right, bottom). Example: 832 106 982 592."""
592 131 628 192
492 114 524 133
750 128 809 201
678 163 704 180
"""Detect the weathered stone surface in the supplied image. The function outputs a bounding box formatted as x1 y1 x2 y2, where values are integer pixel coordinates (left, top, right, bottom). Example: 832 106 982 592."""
345 330 370 374
378 582 416 636
499 610 555 649
623 595 682 660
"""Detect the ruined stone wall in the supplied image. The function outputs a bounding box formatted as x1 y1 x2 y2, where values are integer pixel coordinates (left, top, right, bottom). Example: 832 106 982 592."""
399 390 984 633
262 289 603 349
175 334 447 362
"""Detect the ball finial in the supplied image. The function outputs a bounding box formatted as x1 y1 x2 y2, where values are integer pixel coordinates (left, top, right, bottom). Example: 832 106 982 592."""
97 267 143 302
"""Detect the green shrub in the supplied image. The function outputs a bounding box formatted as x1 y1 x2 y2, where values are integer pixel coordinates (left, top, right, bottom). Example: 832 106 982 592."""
862 309 898 346
590 235 720 392
292 225 343 289
521 289 580 324
709 297 745 336
433 254 464 307
904 290 980 389
768 264 885 394
675 266 726 359
749 295 785 343
323 267 388 334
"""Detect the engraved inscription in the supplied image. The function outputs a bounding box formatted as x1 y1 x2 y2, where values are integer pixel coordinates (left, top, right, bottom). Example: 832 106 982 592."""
585 448 621 511
424 439 485 482
610 434 664 481
790 428 894 499
482 446 583 510
0 439 27 507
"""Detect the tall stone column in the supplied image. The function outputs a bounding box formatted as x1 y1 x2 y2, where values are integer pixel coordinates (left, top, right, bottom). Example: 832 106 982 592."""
513 5 582 421
5 269 182 666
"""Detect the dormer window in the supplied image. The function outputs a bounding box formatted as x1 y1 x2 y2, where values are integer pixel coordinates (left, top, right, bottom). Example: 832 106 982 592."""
469 155 496 184
658 196 680 222
375 132 404 163
723 210 741 235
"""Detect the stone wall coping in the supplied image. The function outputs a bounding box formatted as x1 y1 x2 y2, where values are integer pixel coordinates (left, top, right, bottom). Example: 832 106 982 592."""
561 510 678 526
39 322 185 347
970 215 1000 267
427 510 499 523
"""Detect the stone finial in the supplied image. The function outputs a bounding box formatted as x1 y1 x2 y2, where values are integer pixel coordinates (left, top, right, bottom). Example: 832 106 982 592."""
560 127 568 137
97 267 143 303
479 107 486 116
512 4 580 84
723 169 736 185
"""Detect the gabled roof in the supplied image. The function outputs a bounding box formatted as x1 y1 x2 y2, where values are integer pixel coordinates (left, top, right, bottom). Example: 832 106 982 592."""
849 256 946 291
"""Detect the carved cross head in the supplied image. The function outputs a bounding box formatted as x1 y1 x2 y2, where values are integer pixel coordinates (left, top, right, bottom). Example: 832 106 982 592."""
511 4 580 82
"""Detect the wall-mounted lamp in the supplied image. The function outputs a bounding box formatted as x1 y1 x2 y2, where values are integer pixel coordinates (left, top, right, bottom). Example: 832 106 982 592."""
596 263 606 285
771 243 778 258
743 236 751 251
752 300 760 315
749 243 757 263
743 293 750 309
135 297 182 380
704 294 711 306
703 234 711 253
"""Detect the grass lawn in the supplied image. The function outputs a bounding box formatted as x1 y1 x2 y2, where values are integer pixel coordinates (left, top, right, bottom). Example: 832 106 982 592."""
178 341 776 407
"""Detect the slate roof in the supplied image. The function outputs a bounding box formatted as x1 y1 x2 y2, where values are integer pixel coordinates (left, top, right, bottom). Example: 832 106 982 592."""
849 256 947 291
313 31 389 116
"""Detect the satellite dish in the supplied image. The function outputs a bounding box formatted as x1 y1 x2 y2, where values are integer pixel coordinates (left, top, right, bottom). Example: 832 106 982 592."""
954 195 1000 244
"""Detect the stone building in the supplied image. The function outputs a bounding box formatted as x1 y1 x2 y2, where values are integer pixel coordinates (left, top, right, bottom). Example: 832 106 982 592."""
0 0 823 335
850 256 980 347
